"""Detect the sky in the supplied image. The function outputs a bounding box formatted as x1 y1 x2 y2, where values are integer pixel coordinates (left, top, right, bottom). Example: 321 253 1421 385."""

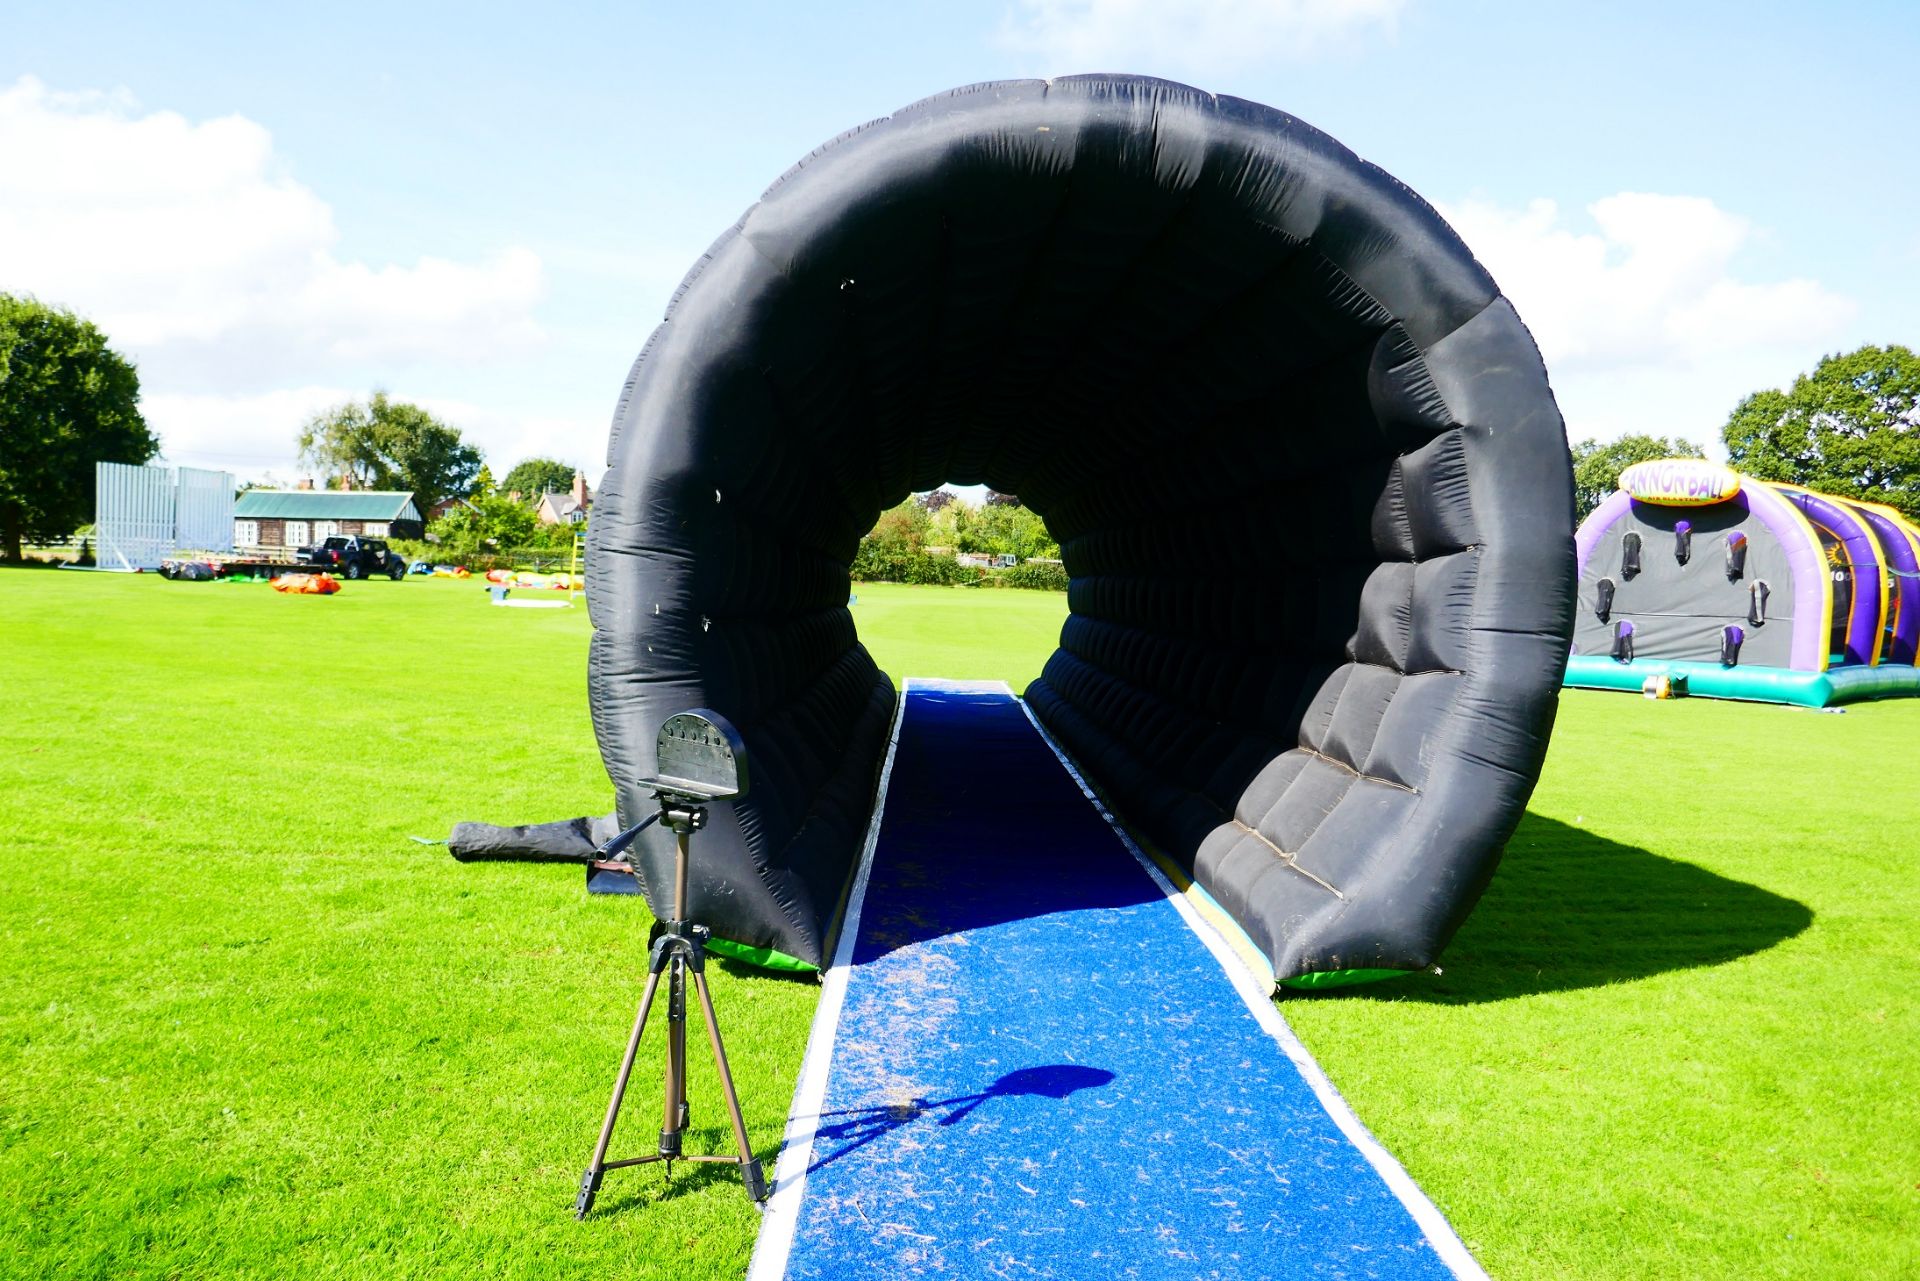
3 0 1916 488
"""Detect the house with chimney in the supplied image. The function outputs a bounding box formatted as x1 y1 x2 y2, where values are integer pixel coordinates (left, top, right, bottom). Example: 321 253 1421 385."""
534 473 593 526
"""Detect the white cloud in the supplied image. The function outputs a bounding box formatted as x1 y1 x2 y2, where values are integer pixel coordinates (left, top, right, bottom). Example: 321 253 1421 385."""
1438 192 1855 447
409 394 607 484
1442 193 1853 368
145 386 357 483
0 76 546 379
998 0 1405 73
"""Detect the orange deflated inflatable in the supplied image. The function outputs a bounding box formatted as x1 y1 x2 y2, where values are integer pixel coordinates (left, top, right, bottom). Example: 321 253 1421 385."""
272 573 341 595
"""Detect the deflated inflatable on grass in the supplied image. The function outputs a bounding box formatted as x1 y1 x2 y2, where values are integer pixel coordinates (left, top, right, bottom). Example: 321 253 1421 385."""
587 76 1576 984
272 573 340 595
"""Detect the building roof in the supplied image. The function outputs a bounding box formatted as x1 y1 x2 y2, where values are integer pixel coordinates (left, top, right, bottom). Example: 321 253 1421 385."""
233 490 422 521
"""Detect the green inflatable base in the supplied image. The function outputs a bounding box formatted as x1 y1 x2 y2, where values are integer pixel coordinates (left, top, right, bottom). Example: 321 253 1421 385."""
1563 656 1920 707
705 936 818 974
1278 968 1410 991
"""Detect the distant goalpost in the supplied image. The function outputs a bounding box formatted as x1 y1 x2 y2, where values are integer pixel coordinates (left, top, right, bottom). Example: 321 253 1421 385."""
95 462 235 571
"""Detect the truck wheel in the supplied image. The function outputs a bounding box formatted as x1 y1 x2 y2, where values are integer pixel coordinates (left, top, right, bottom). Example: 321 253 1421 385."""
389 563 405 580
345 562 363 580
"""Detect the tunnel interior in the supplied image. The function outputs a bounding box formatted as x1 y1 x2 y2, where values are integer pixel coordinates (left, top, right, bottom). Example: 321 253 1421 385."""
587 76 1575 982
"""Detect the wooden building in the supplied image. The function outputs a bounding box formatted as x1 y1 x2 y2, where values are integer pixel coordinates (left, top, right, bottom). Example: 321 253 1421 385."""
232 490 424 550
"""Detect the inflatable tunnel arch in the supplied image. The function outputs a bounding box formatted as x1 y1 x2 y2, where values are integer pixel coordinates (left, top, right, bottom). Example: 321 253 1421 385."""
588 76 1576 984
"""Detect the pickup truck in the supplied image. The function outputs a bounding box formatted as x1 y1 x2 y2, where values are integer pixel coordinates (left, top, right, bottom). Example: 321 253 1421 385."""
298 536 408 580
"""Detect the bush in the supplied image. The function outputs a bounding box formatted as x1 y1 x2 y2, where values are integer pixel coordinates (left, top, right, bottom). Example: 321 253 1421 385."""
905 553 982 586
986 560 1068 591
849 539 981 586
420 494 580 563
387 539 579 574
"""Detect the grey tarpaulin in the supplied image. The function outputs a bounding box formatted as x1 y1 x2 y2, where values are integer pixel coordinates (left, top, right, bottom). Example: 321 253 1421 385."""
587 75 1575 981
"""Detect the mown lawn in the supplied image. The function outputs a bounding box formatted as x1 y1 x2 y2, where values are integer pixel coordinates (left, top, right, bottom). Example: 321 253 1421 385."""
0 568 1913 1279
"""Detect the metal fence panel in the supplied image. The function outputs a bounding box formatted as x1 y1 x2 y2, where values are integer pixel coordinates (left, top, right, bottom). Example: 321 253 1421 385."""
95 462 176 571
94 462 236 569
174 467 235 552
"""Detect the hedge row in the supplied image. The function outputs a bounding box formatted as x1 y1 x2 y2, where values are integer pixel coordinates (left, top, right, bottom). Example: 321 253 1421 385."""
849 547 1067 592
985 560 1069 591
390 538 1067 591
389 540 581 573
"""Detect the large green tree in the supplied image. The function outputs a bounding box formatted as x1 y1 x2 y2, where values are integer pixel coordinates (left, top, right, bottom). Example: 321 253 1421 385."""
297 392 483 516
0 295 156 563
1722 344 1920 519
427 492 537 558
971 501 1059 560
500 457 577 502
1569 433 1706 520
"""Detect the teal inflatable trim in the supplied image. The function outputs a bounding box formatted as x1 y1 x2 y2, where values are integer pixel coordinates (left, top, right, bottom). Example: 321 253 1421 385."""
1563 656 1920 706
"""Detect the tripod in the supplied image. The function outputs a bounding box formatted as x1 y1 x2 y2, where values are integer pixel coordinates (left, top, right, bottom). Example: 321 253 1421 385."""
575 799 768 1217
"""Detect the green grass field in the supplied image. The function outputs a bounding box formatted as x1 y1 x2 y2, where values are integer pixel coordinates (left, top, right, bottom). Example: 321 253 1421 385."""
1 569 1914 1278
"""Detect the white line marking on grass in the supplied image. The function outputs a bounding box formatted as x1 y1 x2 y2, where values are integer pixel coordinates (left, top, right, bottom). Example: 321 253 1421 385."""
745 677 911 1281
1016 697 1491 1281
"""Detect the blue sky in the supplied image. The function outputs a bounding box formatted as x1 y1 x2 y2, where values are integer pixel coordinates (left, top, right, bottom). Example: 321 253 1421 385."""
4 0 1915 485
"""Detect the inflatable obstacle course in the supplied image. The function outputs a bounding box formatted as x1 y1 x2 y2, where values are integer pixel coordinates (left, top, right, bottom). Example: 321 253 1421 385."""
1568 459 1920 705
750 682 1485 1281
587 75 1575 989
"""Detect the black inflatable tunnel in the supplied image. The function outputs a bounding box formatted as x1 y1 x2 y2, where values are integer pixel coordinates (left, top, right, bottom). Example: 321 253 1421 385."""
588 75 1575 984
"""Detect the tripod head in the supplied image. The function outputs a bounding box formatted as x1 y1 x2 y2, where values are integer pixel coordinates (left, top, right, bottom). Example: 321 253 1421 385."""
582 708 748 868
625 709 749 924
638 709 748 809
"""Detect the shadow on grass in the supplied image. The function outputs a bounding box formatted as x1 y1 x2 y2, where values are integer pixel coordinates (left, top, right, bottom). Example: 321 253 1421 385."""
590 1125 785 1213
714 955 819 984
1293 813 1813 1005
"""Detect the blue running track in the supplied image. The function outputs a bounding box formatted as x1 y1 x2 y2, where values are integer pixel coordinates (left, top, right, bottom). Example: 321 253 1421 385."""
749 681 1483 1281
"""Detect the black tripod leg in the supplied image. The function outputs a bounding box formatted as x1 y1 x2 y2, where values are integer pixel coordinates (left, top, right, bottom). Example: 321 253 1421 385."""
658 954 686 1160
577 968 664 1219
690 968 768 1203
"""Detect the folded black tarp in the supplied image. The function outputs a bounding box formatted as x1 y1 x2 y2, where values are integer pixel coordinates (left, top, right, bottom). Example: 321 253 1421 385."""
448 815 621 865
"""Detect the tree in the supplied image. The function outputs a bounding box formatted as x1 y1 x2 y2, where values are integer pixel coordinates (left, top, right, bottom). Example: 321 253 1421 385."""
916 489 956 513
973 501 1059 560
865 501 931 554
934 500 974 550
850 499 977 584
428 492 537 558
0 295 156 562
297 392 483 516
851 500 924 578
1722 344 1920 520
984 489 1023 508
501 457 576 503
1569 433 1705 520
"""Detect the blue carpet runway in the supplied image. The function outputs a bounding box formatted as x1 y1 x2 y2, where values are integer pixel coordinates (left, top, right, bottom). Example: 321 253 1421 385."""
748 681 1484 1281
